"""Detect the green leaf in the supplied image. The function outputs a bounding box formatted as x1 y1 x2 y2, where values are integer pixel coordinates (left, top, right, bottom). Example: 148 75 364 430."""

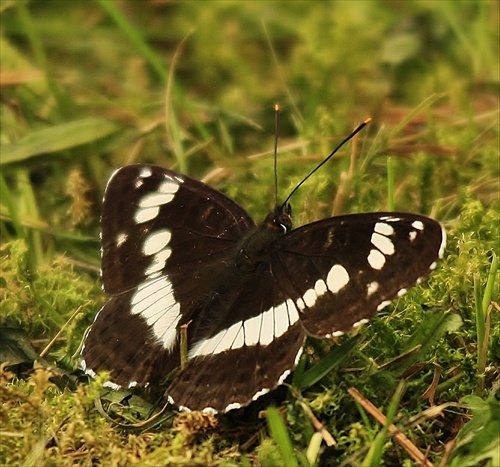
0 117 119 165
0 327 43 368
405 312 462 350
448 394 500 466
296 337 360 391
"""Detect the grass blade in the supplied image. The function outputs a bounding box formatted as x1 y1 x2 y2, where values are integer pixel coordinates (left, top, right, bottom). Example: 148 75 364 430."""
296 337 360 391
1 118 119 165
266 406 300 467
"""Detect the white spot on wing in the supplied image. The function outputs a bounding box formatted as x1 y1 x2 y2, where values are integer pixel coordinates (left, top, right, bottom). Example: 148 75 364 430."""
194 325 239 357
243 314 262 346
299 278 331 311
134 206 159 223
259 305 275 346
353 318 369 328
252 388 270 401
287 300 300 326
273 301 289 338
224 402 242 412
115 232 128 247
367 281 379 296
438 225 447 258
103 381 120 390
189 299 298 358
409 231 417 241
142 229 172 275
296 297 306 311
144 247 171 275
374 222 395 236
232 325 245 349
140 167 153 178
377 300 391 311
158 179 181 194
371 232 395 255
380 215 401 222
142 229 171 256
315 279 328 295
133 178 181 224
368 249 386 270
412 220 425 231
326 264 350 293
278 369 291 385
139 192 175 208
294 347 303 365
397 288 407 297
303 288 318 307
130 277 181 350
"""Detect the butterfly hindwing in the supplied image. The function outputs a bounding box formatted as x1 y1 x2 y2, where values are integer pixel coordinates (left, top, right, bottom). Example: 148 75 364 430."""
82 291 178 387
167 324 305 413
166 266 306 412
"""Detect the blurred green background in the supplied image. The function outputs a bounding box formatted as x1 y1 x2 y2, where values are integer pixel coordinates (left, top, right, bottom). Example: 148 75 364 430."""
1 1 498 466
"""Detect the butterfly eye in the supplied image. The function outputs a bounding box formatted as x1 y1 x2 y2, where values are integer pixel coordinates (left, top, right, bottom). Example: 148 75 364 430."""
271 217 289 234
272 212 292 234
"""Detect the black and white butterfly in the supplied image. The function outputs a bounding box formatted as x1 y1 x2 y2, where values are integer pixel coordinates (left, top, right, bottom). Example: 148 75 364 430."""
81 133 446 414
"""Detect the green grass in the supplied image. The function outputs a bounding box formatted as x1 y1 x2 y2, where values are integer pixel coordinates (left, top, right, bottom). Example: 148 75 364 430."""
1 1 499 466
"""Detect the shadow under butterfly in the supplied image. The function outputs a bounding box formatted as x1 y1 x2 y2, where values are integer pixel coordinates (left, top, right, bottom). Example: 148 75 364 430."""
81 118 446 414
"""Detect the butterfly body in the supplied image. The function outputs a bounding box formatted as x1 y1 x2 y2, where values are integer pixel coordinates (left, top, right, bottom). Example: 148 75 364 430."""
82 164 446 413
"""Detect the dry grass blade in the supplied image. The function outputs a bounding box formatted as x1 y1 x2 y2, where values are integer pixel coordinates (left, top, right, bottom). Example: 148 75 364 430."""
348 387 433 467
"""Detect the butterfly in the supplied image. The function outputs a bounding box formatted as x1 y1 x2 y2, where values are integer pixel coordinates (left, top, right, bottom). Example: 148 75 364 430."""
81 124 446 414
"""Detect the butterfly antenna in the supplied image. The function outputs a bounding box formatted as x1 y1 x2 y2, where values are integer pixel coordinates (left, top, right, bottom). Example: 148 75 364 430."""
281 117 372 208
274 104 280 208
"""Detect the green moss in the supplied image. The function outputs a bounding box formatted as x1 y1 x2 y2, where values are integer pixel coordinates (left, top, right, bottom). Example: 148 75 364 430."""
1 240 100 368
0 1 498 465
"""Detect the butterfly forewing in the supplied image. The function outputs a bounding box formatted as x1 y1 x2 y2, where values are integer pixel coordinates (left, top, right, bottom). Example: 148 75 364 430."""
100 165 255 294
272 213 446 337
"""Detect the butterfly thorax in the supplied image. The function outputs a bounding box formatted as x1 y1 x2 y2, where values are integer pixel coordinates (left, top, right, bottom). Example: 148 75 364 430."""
236 204 292 271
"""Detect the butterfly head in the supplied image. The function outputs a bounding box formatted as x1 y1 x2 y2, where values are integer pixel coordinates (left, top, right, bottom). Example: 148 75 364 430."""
236 203 292 271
